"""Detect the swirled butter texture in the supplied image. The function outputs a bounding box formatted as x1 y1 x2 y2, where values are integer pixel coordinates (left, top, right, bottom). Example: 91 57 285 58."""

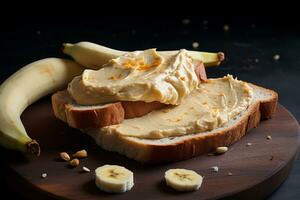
68 49 199 105
101 75 253 139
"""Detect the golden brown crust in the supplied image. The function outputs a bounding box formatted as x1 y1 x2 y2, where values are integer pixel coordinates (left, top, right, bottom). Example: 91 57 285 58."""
249 83 278 120
65 102 124 128
52 91 125 128
260 93 278 120
51 90 69 122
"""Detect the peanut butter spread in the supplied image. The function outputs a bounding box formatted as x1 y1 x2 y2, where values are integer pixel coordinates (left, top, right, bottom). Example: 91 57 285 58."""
101 75 253 139
68 49 199 105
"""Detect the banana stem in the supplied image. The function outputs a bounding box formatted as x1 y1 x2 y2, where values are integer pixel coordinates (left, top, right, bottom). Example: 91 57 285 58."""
27 140 40 156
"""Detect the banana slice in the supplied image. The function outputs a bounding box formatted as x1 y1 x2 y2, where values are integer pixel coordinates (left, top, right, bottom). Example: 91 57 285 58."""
95 165 134 193
165 168 203 192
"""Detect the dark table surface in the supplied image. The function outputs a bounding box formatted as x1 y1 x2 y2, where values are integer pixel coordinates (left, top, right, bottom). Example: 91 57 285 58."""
0 16 299 199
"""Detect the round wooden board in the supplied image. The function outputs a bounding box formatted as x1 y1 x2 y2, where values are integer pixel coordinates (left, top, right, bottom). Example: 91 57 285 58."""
2 98 300 200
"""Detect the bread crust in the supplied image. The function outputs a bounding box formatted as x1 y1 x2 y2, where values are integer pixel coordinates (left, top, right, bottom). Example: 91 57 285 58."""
65 102 124 128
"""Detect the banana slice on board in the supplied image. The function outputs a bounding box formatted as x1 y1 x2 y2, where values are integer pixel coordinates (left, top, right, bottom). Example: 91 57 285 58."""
95 165 134 193
165 168 203 192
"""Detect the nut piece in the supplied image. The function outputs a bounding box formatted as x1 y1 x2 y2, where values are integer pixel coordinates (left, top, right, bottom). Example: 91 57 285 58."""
59 152 70 161
73 150 88 158
216 146 228 154
82 166 91 172
69 158 80 167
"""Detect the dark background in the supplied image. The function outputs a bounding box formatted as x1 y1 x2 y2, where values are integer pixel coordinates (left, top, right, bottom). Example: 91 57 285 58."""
0 15 299 199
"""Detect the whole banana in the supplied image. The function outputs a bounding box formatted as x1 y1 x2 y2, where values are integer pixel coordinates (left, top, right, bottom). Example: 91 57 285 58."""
62 42 224 69
0 58 84 155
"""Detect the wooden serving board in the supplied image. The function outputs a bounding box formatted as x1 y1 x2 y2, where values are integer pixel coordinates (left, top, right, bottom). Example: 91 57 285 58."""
2 98 300 200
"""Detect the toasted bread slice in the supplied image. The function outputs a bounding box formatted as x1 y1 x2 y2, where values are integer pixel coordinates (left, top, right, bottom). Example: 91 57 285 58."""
52 91 125 128
84 83 278 163
51 91 165 128
52 63 207 128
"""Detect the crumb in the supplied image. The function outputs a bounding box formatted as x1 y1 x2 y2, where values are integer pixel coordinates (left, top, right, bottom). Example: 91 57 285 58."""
36 30 41 35
216 146 228 154
82 166 91 172
192 42 199 49
211 166 219 172
246 142 252 146
267 135 272 140
41 173 47 178
228 172 233 176
131 29 136 35
273 54 280 60
207 153 215 156
223 24 230 32
250 24 256 28
254 58 259 63
182 19 191 25
203 20 208 25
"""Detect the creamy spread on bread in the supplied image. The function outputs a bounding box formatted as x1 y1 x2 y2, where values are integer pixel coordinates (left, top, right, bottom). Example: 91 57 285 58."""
68 49 199 105
101 75 253 139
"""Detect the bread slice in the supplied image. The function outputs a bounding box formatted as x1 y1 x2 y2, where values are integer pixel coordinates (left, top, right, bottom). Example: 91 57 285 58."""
52 91 169 128
84 83 278 163
51 62 207 128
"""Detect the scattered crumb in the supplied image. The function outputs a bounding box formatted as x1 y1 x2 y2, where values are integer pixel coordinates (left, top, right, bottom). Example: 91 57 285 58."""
250 24 256 28
82 166 91 172
273 54 280 60
246 142 252 146
228 172 233 176
41 173 47 178
270 155 274 160
192 42 199 49
203 20 208 25
36 30 41 35
207 153 215 156
182 19 191 25
216 146 228 154
267 135 272 140
254 58 259 63
223 24 230 32
211 166 219 172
